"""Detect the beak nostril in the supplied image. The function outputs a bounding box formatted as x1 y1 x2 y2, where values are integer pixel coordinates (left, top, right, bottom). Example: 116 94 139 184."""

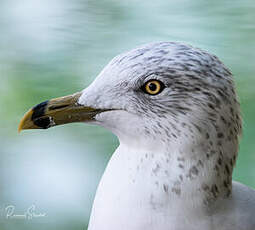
48 104 69 111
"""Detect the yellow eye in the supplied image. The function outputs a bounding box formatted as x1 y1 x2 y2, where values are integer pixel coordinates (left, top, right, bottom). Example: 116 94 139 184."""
142 80 165 95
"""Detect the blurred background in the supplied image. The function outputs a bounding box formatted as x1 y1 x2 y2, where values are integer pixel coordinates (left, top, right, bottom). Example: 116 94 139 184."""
0 0 254 229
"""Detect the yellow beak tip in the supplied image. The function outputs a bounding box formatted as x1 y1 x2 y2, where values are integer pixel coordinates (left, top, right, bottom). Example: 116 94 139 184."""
18 124 24 133
18 109 34 133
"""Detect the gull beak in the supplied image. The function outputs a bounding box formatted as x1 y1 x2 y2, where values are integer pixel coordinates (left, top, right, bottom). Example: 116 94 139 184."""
18 91 104 132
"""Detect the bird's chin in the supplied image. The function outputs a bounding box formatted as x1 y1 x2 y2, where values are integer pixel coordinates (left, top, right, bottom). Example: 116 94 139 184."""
94 109 140 137
94 109 127 126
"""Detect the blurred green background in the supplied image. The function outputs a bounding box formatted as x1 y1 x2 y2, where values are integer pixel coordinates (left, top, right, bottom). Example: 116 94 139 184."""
0 0 254 229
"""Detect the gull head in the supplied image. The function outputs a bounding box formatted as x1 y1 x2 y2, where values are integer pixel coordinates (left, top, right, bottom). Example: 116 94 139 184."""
19 42 242 202
79 42 242 150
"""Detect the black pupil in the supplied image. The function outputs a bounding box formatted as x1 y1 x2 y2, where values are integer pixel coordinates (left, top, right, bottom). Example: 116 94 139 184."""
149 82 157 91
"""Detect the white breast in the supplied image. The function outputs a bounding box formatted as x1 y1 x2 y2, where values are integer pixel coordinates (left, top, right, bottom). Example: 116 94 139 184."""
88 144 204 230
88 143 255 230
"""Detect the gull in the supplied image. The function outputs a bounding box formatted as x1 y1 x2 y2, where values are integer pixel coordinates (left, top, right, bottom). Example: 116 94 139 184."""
19 42 255 230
